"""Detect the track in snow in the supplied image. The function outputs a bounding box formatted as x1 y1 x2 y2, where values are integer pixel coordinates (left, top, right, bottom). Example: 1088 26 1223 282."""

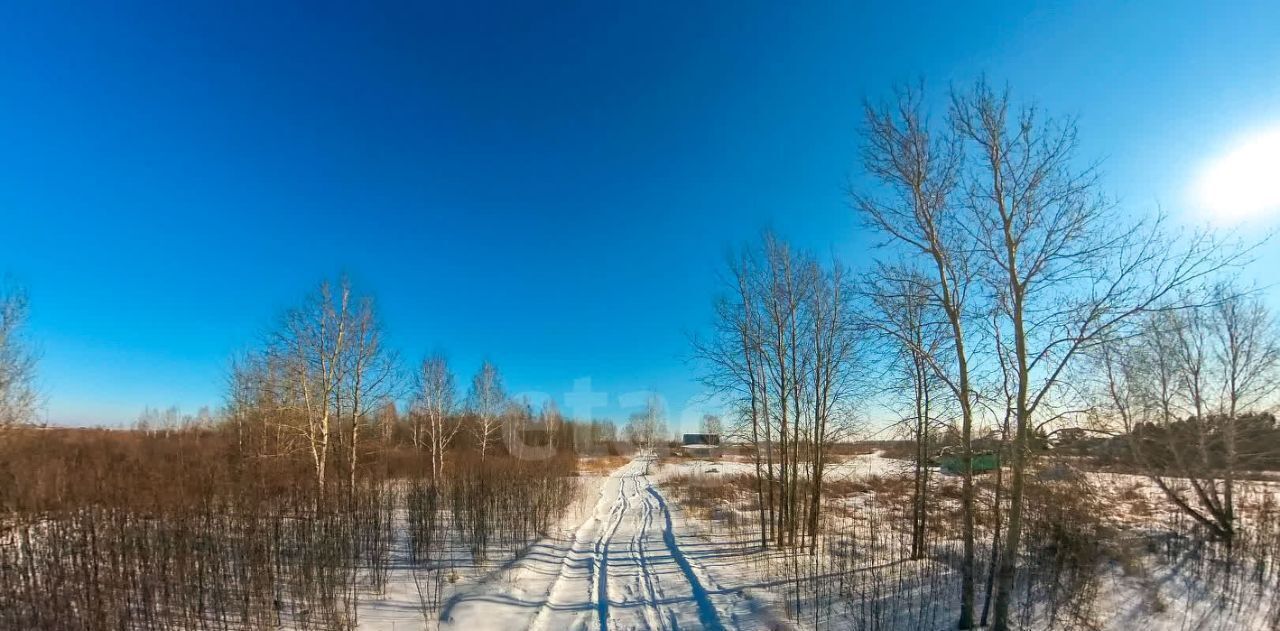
441 454 762 631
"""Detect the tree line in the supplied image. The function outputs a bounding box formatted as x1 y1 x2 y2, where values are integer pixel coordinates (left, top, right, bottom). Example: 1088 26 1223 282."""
0 276 616 629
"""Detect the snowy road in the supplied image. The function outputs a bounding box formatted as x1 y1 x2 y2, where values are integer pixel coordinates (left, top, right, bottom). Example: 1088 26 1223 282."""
440 455 772 631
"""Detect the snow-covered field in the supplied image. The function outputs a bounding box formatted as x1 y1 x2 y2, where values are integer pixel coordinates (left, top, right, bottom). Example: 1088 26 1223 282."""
655 452 1280 631
354 452 1280 630
672 450 909 480
357 455 789 630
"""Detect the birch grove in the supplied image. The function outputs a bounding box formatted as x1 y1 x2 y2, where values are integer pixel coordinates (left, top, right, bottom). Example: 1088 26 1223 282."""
232 277 399 493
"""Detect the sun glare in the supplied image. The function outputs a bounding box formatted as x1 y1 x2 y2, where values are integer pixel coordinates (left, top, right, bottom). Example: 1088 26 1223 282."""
1196 126 1280 224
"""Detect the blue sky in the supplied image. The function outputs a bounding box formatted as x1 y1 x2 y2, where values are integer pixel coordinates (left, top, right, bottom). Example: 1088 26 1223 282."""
2 1 1278 427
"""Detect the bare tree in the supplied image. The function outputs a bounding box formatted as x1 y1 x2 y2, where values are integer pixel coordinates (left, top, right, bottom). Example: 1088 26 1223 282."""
340 295 399 495
136 405 186 436
696 235 865 554
804 257 864 553
501 397 533 455
1094 285 1279 541
866 268 946 560
273 280 352 491
854 85 981 628
0 283 39 429
700 413 723 437
760 236 812 549
948 81 1242 631
233 277 400 493
414 353 458 482
692 247 775 548
467 360 506 460
625 392 666 451
541 399 563 449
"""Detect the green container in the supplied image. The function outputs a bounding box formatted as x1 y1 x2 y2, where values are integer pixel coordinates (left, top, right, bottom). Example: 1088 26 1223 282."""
940 452 999 475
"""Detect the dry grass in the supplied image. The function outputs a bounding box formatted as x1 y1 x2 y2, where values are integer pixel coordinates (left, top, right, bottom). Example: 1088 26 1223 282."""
576 455 630 475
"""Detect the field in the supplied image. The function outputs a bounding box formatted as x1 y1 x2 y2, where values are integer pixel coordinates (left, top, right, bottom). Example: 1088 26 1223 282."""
3 424 1279 631
653 450 1280 630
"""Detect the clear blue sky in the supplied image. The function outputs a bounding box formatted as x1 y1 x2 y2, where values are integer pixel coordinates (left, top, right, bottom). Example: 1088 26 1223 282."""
2 1 1278 427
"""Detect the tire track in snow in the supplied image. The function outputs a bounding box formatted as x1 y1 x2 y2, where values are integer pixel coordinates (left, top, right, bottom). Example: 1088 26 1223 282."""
594 487 628 630
627 474 664 631
527 482 611 631
646 482 726 631
592 460 637 631
440 455 763 631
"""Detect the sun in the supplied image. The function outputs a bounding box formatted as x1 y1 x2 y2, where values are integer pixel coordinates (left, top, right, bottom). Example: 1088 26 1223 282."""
1196 125 1280 224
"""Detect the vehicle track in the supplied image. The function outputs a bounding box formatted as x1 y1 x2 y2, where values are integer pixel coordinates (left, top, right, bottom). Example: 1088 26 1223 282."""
445 454 746 631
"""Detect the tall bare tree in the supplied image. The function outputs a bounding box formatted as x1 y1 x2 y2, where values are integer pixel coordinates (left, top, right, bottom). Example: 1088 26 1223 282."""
693 247 775 547
541 399 563 449
948 81 1242 631
854 85 981 628
804 257 863 553
0 283 39 429
866 268 947 560
414 353 458 482
230 277 400 493
760 236 812 548
467 360 506 460
340 294 399 494
696 235 864 552
273 279 353 491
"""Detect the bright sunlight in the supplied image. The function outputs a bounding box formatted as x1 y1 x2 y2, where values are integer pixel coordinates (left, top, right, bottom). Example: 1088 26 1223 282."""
1197 125 1280 224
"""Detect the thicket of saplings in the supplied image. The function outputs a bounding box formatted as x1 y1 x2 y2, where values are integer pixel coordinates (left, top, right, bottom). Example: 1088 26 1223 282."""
663 448 1280 630
0 422 578 630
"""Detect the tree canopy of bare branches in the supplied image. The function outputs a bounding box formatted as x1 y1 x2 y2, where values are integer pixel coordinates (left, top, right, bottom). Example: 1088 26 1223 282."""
0 283 39 429
854 84 983 628
230 277 400 493
694 233 865 557
849 80 1250 630
413 353 458 482
467 360 506 461
1092 284 1280 541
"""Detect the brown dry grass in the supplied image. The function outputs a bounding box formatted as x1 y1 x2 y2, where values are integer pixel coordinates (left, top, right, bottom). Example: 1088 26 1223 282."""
576 455 630 475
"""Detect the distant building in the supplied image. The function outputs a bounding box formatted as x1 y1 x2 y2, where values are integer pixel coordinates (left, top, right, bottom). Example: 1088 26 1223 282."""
682 433 720 446
681 433 721 458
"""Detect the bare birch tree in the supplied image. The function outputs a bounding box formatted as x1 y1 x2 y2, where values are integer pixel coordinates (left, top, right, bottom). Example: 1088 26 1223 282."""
273 280 352 492
230 277 402 493
467 360 506 460
414 353 458 482
866 268 947 560
541 399 563 449
340 295 399 495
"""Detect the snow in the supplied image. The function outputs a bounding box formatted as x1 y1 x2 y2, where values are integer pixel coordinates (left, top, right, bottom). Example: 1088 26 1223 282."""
669 450 909 480
358 455 786 630
357 451 1280 630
